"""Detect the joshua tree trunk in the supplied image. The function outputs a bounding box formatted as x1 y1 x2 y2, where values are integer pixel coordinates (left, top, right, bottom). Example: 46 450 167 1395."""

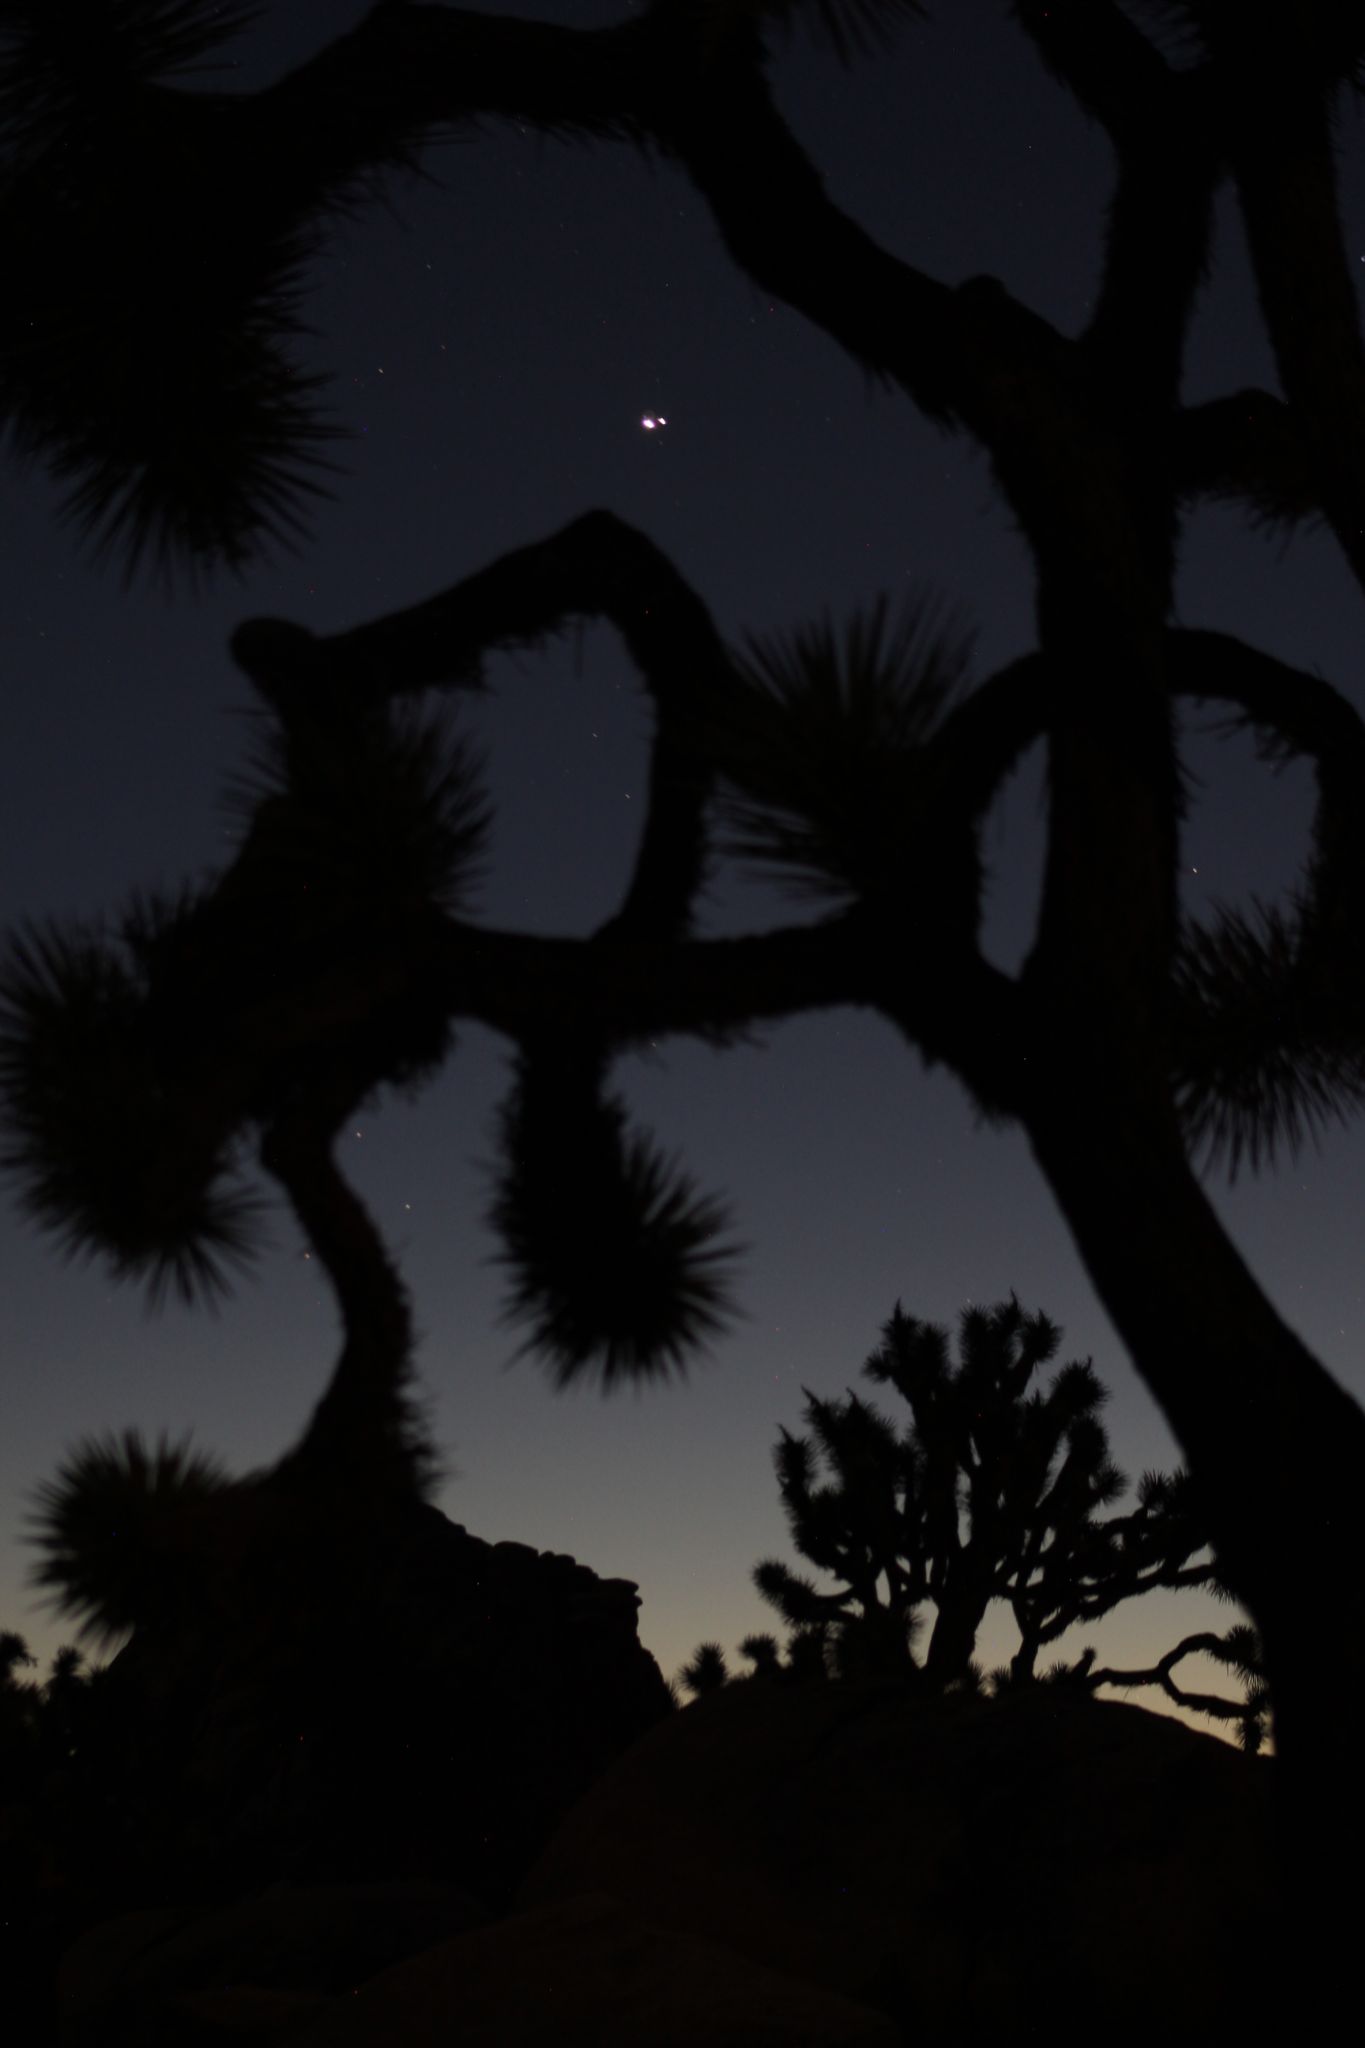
922 1560 996 1692
1027 1075 1365 2019
1008 1637 1041 1688
259 1063 433 1513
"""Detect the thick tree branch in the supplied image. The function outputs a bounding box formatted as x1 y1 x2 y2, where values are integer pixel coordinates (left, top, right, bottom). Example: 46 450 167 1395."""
239 521 1365 1144
234 509 722 711
1229 79 1365 592
237 2 973 423
255 1 647 172
1014 0 1172 142
1089 1631 1256 1723
234 511 733 944
260 1065 431 1501
1016 1 1219 405
241 6 1104 517
637 2 964 418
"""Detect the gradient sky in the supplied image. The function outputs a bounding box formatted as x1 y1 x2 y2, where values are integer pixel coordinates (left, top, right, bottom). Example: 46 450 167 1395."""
4 0 1364 1730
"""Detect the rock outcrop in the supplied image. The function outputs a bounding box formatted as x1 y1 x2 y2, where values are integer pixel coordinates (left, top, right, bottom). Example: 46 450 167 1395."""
517 1678 1278 2037
57 1504 675 1917
43 1672 1284 2044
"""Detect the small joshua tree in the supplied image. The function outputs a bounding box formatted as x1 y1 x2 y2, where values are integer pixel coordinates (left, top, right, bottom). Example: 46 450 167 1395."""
685 1298 1266 1742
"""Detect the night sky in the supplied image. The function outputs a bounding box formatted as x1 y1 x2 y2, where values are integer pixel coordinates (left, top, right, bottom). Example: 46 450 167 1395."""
4 0 1365 1723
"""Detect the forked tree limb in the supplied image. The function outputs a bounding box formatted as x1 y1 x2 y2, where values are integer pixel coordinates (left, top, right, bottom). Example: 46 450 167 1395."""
1089 1630 1262 1725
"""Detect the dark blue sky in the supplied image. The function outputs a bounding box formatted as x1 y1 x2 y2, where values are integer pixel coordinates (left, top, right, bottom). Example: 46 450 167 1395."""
4 0 1363 1716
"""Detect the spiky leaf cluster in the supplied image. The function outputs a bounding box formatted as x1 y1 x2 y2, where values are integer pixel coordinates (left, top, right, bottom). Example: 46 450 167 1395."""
753 1555 838 1629
675 1624 834 1693
0 919 258 1300
227 699 491 930
736 1631 784 1678
147 703 488 1095
1119 1467 1210 1573
27 1430 229 1642
716 594 973 906
1 690 491 1297
1212 1622 1271 1753
1173 904 1365 1176
0 2 259 104
489 1055 742 1388
0 2 338 577
678 1640 730 1697
768 1387 919 1585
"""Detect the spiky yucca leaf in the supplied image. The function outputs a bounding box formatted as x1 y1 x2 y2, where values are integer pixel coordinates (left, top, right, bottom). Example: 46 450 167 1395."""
773 1424 816 1500
715 593 973 904
0 163 339 579
0 2 259 98
489 1060 742 1389
1042 1646 1098 1689
752 1557 835 1627
1173 903 1365 1176
957 1297 1062 1385
861 1302 953 1400
1212 1621 1266 1685
226 702 492 925
784 1626 833 1680
1194 1622 1270 1751
1044 1358 1109 1425
678 1641 730 1697
1237 1698 1271 1754
28 1429 230 1642
0 918 259 1300
0 3 340 578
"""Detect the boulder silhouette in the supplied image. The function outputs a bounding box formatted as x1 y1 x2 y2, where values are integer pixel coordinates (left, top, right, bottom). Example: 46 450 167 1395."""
70 1503 674 1913
517 1679 1277 2036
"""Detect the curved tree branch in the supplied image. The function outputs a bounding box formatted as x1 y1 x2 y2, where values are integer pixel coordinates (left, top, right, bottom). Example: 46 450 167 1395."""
235 509 731 944
1089 1630 1260 1724
1016 1 1221 405
259 1060 434 1504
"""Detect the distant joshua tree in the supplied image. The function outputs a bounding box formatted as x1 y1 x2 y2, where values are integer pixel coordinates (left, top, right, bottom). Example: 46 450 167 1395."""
682 1299 1268 1749
0 1631 107 1788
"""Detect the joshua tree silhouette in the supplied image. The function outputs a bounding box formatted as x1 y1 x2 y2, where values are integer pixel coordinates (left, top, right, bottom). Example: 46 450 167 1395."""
1 0 1361 2009
683 1297 1268 1747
